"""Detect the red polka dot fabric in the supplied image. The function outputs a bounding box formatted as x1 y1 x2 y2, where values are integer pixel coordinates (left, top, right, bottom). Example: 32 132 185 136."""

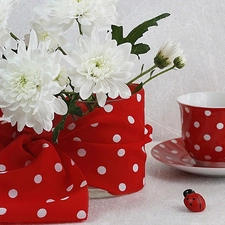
0 126 88 223
0 86 152 223
58 87 152 195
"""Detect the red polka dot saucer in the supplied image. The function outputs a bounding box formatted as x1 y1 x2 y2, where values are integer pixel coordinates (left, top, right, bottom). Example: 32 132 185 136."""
151 138 225 176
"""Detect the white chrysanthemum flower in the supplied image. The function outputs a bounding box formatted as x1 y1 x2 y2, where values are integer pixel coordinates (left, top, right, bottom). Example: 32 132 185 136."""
0 30 68 134
0 0 18 48
64 29 137 107
154 40 183 69
24 16 67 52
34 0 120 35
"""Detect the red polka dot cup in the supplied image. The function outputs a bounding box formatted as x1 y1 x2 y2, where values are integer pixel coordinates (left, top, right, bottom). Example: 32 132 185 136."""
177 91 225 167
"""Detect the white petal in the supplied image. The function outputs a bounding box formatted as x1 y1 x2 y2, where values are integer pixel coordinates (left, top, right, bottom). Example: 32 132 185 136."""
53 98 68 115
80 81 95 99
96 92 107 107
28 30 38 52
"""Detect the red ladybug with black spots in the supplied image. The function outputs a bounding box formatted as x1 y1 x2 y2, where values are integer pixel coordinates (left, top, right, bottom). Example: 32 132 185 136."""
183 189 206 212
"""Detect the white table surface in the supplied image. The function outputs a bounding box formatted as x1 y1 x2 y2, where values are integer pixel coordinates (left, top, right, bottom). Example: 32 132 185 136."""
17 140 225 225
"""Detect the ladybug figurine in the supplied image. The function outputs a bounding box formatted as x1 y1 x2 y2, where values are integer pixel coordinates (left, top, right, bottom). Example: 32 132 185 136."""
183 189 206 212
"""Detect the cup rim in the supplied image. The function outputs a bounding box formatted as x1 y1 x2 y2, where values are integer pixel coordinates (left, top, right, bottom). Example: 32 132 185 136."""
177 91 225 108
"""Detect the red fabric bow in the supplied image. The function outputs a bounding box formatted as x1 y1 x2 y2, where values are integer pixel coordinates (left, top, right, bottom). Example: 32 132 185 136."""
0 123 88 223
0 87 152 223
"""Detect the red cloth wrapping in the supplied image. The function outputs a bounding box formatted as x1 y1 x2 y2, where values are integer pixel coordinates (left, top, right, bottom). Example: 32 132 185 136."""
0 87 152 223
58 87 152 195
0 124 89 223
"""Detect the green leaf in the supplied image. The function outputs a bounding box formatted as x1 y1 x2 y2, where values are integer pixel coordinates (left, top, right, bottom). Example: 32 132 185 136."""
68 104 83 116
111 13 170 57
52 114 68 143
52 93 81 143
111 25 124 45
125 13 170 44
131 43 150 55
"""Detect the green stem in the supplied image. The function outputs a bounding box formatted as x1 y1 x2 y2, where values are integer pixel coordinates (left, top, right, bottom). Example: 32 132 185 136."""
76 19 83 35
61 91 77 95
10 32 20 41
57 46 67 55
142 65 176 85
127 65 157 85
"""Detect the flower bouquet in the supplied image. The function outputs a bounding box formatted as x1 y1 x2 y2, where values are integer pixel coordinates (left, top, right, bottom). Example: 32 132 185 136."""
0 0 185 223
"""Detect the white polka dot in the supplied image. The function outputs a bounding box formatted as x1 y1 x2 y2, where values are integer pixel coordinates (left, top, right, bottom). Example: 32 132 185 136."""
171 150 178 154
153 154 160 158
143 177 146 186
25 160 32 166
171 139 178 144
97 166 107 175
144 127 148 135
137 94 142 102
77 149 86 157
133 164 139 172
117 149 126 157
104 104 113 113
217 123 224 130
55 163 63 172
77 210 86 219
153 149 159 153
73 137 81 142
159 144 165 148
61 196 69 201
181 158 188 162
204 110 211 116
185 107 190 113
67 123 76 130
185 132 190 138
91 123 99 127
42 143 49 148
166 156 173 160
37 208 47 218
8 189 18 198
113 134 121 143
215 146 223 152
34 174 42 184
204 134 211 141
194 145 200 150
67 184 74 192
128 116 135 124
46 199 55 203
0 164 6 172
80 180 87 188
204 155 211 160
142 146 146 153
0 208 7 215
0 171 7 174
71 159 75 166
119 183 126 192
194 121 200 128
